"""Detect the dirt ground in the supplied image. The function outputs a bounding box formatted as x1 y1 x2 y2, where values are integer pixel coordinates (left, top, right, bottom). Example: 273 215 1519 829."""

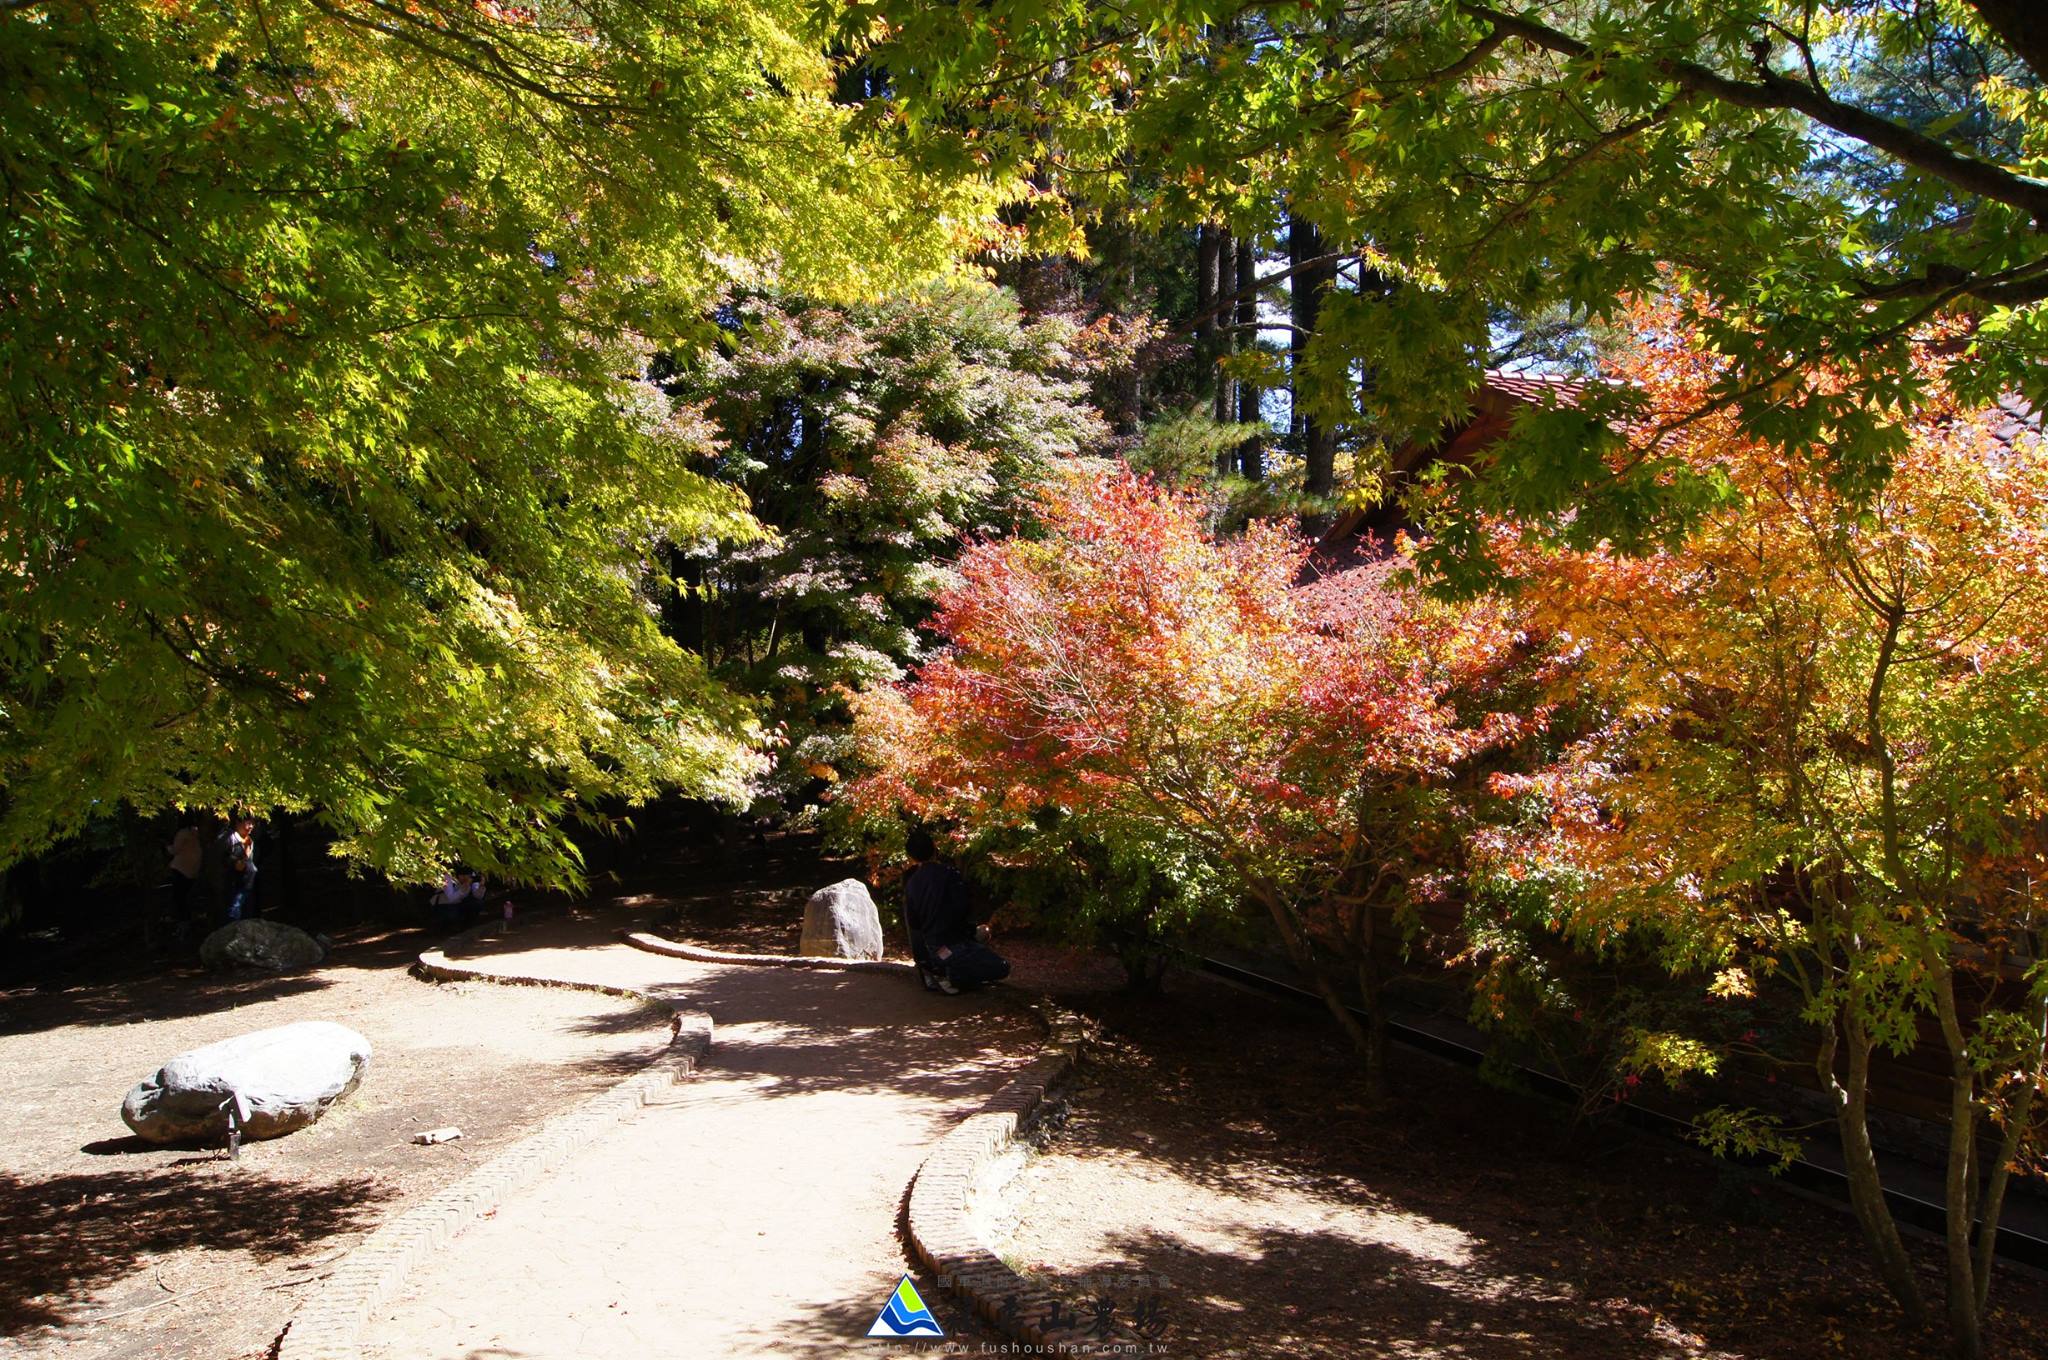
341 906 1040 1360
0 919 666 1360
985 969 2048 1360
631 833 2048 1359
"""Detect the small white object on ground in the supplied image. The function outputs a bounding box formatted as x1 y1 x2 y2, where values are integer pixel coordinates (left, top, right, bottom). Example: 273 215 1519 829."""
414 1126 463 1145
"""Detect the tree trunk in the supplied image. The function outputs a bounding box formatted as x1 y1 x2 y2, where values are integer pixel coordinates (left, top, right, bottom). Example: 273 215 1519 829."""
1974 982 2045 1317
1348 886 1391 1099
1288 214 1314 443
1116 222 1144 436
1234 237 1262 480
1196 224 1220 347
1929 960 1983 1359
1974 1087 2034 1314
1355 956 1390 1101
1211 227 1236 433
1252 884 1374 1072
1820 1013 1929 1324
1289 213 1337 502
1196 223 1219 437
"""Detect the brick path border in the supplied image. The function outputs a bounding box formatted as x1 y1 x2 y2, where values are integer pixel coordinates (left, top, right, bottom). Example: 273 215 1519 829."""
274 925 712 1360
906 1004 1144 1353
621 928 916 974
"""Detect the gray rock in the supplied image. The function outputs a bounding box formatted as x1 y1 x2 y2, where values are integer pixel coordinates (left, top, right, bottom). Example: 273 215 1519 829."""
199 919 327 974
799 878 884 961
122 1021 372 1144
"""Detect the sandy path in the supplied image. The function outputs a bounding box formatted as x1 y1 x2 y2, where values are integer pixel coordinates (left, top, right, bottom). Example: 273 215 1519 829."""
353 912 1039 1360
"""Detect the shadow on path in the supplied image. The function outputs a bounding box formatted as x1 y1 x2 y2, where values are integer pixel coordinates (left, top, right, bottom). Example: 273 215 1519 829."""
357 905 1041 1360
445 909 1032 1137
0 1168 392 1334
0 928 433 1037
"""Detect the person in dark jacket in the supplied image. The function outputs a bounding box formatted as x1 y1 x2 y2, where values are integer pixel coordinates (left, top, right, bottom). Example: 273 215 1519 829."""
902 829 1008 994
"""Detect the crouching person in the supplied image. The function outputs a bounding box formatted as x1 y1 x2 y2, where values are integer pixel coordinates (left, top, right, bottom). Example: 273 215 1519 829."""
903 829 1009 995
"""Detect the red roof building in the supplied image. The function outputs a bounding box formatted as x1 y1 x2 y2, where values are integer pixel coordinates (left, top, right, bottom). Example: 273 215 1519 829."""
1297 369 1599 616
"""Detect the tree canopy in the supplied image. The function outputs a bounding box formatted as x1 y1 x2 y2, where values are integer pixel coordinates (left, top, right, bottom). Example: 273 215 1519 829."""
843 0 2048 582
0 0 1001 882
662 282 1117 802
846 466 1533 1091
1486 295 2048 1349
7 6 2045 1347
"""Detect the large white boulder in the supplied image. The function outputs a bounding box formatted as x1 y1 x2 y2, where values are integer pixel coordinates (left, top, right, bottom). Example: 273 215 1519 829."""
121 1021 372 1144
800 879 884 961
199 919 327 974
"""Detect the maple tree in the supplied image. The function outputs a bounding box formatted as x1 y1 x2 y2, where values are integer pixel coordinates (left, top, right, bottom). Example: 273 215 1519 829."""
0 1 1001 884
1483 298 2048 1356
844 467 1532 1094
660 283 1125 803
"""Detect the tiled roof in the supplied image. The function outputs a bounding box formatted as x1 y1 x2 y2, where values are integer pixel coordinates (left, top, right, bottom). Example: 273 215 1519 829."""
1297 373 2045 623
1482 370 1601 408
1293 531 1401 623
1992 393 2043 451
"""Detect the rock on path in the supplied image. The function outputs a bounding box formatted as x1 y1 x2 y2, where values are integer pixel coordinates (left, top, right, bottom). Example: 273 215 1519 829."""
800 878 886 961
122 1020 371 1144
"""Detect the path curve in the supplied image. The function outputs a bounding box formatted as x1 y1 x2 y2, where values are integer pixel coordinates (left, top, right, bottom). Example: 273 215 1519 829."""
348 909 1042 1360
278 924 713 1360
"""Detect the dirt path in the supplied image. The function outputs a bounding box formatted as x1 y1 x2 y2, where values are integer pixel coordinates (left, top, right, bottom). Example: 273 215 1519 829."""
352 908 1041 1360
0 924 667 1360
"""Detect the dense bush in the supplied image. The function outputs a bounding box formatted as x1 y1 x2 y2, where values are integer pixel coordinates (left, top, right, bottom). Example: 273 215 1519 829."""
842 467 1536 1094
662 284 1124 803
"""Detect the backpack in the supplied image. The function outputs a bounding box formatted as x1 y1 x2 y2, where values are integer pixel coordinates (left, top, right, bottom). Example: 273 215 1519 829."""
944 941 1011 987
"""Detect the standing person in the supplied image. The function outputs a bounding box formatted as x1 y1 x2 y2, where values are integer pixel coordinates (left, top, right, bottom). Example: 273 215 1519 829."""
165 819 203 937
223 815 258 922
902 829 1008 995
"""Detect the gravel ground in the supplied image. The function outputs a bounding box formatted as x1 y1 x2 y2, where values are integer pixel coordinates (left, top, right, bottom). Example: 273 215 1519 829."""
0 921 665 1360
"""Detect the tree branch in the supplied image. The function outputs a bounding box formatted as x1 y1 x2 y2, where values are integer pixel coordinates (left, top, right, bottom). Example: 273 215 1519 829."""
1170 249 1359 338
1856 253 2048 305
1460 2 2048 222
1968 0 2048 79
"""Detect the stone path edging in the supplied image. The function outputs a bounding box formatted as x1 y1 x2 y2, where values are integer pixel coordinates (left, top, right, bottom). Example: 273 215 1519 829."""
622 928 915 973
906 1003 1143 1353
275 927 712 1360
